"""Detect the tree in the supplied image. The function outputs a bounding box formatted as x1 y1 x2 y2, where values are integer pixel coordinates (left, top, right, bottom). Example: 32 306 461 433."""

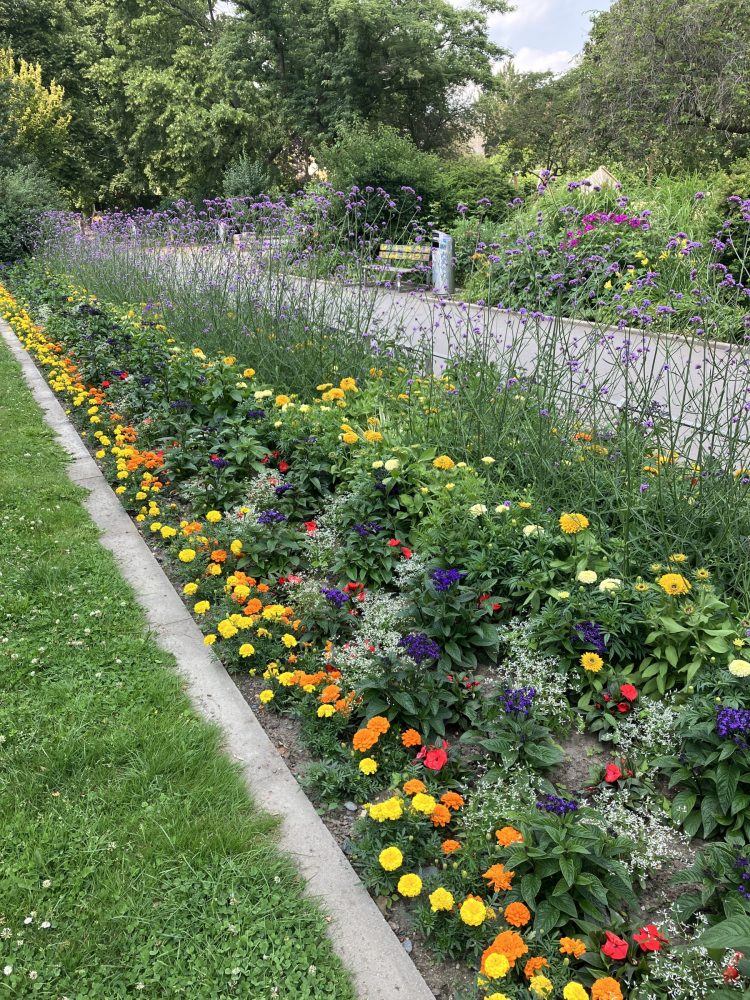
0 47 69 166
576 0 750 173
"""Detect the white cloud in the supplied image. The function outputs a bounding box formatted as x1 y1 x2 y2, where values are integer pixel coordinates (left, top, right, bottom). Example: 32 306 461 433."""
512 46 574 73
488 0 554 31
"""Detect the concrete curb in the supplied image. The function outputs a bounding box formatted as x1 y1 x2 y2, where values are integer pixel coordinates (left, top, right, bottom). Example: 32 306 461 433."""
1 318 436 1000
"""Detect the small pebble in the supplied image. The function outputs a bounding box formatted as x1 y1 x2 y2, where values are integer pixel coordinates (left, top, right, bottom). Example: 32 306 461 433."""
402 938 413 954
344 801 357 812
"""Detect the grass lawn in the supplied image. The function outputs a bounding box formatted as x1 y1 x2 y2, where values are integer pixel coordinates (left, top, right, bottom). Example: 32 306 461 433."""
0 335 355 999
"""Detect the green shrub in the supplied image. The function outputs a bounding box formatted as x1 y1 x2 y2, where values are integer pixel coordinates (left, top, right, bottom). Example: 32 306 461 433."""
0 163 64 261
439 155 514 223
222 153 279 199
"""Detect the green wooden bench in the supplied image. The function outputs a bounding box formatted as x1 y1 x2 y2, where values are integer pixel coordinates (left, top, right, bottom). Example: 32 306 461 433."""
364 242 432 290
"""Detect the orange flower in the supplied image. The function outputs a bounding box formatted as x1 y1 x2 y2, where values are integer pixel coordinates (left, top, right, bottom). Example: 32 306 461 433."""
403 779 426 796
334 697 351 713
440 792 464 810
367 715 390 735
559 937 587 959
483 863 514 892
523 956 549 979
430 804 452 827
210 549 228 563
243 597 263 615
320 684 341 704
441 839 461 854
481 930 528 971
504 902 531 927
591 978 623 1000
401 728 422 747
257 583 270 593
352 728 379 752
495 826 523 847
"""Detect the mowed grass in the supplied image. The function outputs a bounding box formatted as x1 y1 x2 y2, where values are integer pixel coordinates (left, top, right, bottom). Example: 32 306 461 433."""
0 338 355 999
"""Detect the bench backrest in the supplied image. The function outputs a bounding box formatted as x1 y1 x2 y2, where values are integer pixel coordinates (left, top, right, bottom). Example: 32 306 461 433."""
377 243 432 262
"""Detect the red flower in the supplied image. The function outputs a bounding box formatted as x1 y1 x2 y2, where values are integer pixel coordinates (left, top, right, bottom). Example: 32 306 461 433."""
725 966 739 982
604 764 622 784
387 538 401 547
617 701 631 713
492 602 502 612
287 574 302 584
418 740 449 772
401 547 413 559
261 454 270 464
601 931 629 961
303 521 317 533
620 683 638 702
479 593 491 602
278 460 290 472
633 925 668 953
602 694 612 702
101 380 110 388
118 371 128 380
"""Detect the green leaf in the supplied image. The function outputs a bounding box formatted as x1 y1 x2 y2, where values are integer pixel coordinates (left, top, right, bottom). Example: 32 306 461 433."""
698 916 750 952
519 874 541 908
717 763 740 814
559 855 579 888
669 789 697 824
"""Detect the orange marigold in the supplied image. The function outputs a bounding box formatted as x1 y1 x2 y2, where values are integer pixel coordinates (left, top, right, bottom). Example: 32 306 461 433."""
504 901 531 927
257 583 270 593
210 549 228 563
320 684 341 704
440 792 465 810
352 728 379 752
483 863 514 892
523 956 549 980
559 937 587 959
334 697 351 713
401 728 422 747
367 715 390 735
403 778 427 796
591 978 623 1000
495 826 523 847
430 804 452 827
243 597 263 615
441 839 461 854
482 930 528 971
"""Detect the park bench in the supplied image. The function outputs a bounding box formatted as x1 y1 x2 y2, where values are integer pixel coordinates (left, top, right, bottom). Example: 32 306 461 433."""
364 243 432 291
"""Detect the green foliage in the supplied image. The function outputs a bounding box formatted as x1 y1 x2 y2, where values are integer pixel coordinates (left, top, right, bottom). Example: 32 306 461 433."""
460 691 566 776
0 163 63 260
222 153 277 199
670 843 750 924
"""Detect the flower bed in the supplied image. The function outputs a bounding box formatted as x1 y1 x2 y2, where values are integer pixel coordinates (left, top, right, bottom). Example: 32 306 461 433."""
3 270 750 999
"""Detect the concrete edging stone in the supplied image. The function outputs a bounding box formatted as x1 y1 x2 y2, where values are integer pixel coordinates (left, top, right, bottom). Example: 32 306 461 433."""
1 317 436 1000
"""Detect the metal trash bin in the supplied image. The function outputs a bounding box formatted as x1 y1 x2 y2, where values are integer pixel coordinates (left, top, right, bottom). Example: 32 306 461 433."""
431 231 455 294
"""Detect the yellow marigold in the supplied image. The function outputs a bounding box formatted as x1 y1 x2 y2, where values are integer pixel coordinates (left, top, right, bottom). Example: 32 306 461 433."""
339 377 357 392
669 552 688 563
239 643 255 657
428 886 454 912
657 572 691 596
563 985 589 1000
730 659 750 678
397 873 422 897
530 975 554 998
695 567 710 580
559 512 589 534
203 634 217 645
359 757 378 775
178 548 196 562
230 539 243 556
193 600 210 615
217 619 238 639
281 633 298 648
379 846 403 871
495 826 523 847
580 652 604 673
559 937 587 959
591 978 623 1000
484 952 510 980
341 431 359 444
459 896 486 926
317 704 335 718
411 793 437 815
258 690 274 704
206 510 222 523
432 455 455 470
183 582 198 596
275 394 291 406
368 797 403 822
363 430 383 443
207 563 222 576
504 901 531 927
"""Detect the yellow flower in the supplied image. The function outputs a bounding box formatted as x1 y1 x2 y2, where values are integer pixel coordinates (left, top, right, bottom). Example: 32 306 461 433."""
384 458 400 472
695 568 710 580
469 504 488 517
359 757 378 775
397 873 422 897
277 671 295 686
223 355 236 366
530 976 554 998
518 501 532 510
379 847 403 871
208 563 222 576
634 581 650 592
183 582 198 596
341 432 359 444
259 690 274 704
193 600 210 615
281 633 298 648
459 897 486 926
230 539 243 556
598 578 622 593
669 553 688 563
432 455 455 470
428 887 455 912
556 590 570 599
243 367 255 378
481 456 495 465
564 984 589 1000
203 634 217 646
317 704 335 717
729 659 750 678
411 793 437 814
206 510 222 523
484 953 510 979
577 570 597 584
559 512 589 534
486 995 512 1000
275 394 291 406
656 573 691 596
340 377 357 392
178 548 196 563
239 643 256 657
363 430 383 443
217 619 238 639
580 652 604 673
192 347 206 359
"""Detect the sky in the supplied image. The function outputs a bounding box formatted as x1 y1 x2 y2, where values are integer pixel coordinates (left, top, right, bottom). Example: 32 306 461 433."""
476 0 611 74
